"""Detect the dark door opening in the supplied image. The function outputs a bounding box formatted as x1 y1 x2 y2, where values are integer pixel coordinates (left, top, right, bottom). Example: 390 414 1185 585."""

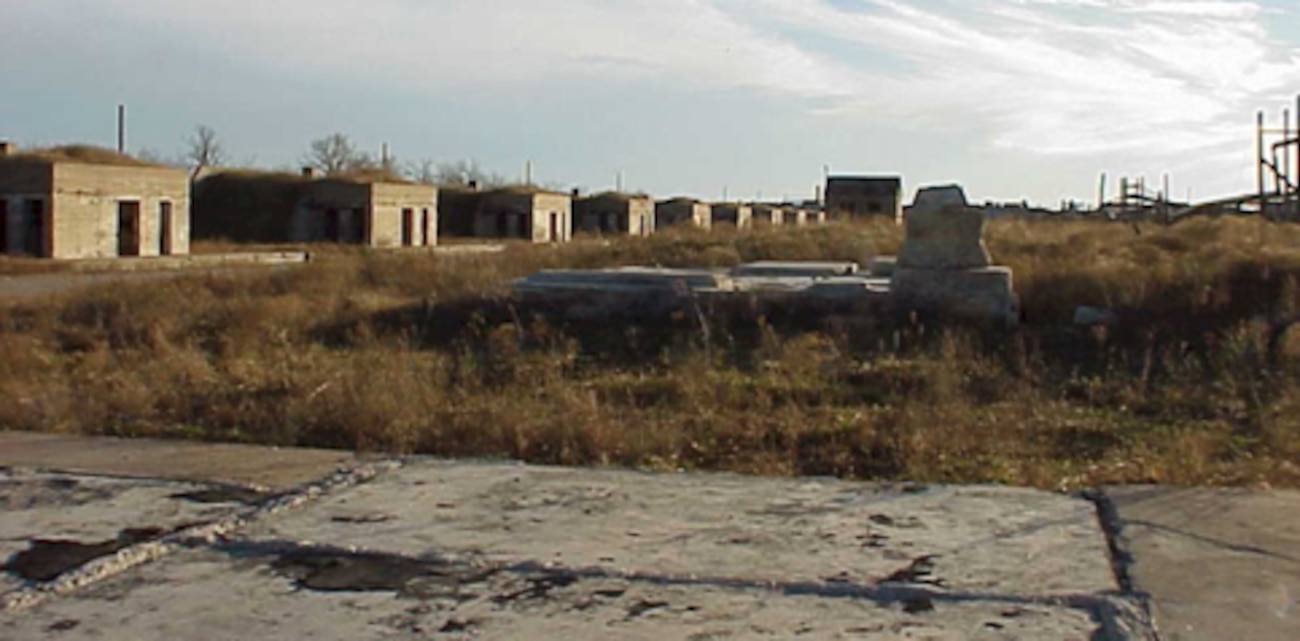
117 201 141 257
159 202 174 255
550 212 560 242
324 209 342 242
401 208 415 246
421 209 431 246
355 209 369 245
0 199 8 255
24 199 46 257
496 212 509 238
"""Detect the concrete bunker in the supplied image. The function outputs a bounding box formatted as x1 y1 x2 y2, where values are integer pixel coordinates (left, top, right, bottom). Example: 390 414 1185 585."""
192 169 437 248
654 198 712 231
825 176 903 224
439 186 572 244
573 192 655 237
0 144 190 259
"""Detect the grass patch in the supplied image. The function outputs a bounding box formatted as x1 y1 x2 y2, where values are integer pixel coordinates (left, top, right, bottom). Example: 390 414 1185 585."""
3 218 1300 489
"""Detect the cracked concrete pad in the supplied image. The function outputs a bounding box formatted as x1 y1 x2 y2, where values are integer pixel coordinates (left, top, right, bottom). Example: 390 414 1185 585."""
245 461 1117 598
0 431 356 492
0 470 250 595
1107 486 1300 641
0 547 1108 641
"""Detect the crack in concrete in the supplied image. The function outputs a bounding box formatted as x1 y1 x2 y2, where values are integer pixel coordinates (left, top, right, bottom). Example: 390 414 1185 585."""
0 459 403 614
1082 489 1162 641
205 537 1152 639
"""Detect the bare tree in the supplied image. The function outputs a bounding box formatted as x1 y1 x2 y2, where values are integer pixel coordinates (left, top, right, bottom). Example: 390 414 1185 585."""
184 125 226 180
404 158 438 185
303 133 373 176
433 159 509 188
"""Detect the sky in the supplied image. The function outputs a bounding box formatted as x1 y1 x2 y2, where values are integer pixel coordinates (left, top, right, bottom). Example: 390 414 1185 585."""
2 0 1300 205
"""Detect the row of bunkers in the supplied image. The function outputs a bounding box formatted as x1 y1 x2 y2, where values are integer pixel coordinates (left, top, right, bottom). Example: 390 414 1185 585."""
0 142 903 259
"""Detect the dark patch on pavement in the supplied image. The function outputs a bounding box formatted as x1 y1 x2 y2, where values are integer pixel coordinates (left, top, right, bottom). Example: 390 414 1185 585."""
2 527 167 582
170 486 271 506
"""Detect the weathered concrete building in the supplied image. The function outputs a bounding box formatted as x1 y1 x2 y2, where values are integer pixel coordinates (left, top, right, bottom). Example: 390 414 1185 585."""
192 170 437 247
825 176 903 223
751 204 785 226
0 144 190 259
655 198 712 230
710 203 753 229
439 186 572 243
573 192 655 237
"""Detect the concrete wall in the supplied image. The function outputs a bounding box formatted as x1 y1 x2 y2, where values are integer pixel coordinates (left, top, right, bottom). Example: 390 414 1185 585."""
291 181 436 248
752 205 784 226
656 201 711 231
710 204 753 230
574 195 655 237
46 163 190 259
474 191 572 243
371 183 438 248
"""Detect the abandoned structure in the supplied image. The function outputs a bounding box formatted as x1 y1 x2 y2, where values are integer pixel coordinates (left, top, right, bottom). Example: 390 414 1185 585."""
825 176 903 223
710 203 753 229
438 186 572 243
891 185 1018 326
0 144 190 259
192 169 437 247
655 198 712 230
573 192 655 237
751 204 785 226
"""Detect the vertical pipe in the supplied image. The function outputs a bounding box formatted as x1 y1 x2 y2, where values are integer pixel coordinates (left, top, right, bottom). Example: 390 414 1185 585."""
1284 110 1291 193
1099 172 1107 210
524 161 532 186
117 104 126 154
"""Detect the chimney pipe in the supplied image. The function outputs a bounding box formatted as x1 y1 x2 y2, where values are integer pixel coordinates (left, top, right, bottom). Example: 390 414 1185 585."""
117 104 126 154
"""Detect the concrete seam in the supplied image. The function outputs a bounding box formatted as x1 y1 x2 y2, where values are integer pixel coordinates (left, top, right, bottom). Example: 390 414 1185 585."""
1081 488 1163 641
0 459 403 614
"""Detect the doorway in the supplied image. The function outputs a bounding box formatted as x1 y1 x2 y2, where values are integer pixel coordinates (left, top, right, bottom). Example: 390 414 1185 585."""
421 208 431 246
324 209 342 242
117 201 141 256
23 199 46 257
159 201 174 255
401 208 415 246
550 212 560 242
0 199 8 255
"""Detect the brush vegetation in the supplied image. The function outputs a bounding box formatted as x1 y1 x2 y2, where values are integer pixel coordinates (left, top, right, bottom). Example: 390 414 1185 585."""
3 218 1300 489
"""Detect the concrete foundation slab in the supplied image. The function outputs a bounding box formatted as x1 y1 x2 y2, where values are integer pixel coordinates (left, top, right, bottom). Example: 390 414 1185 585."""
0 547 1108 641
1106 486 1300 641
243 462 1118 599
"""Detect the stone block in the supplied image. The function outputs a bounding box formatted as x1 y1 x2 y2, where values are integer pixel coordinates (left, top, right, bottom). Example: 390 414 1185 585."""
892 266 1019 326
898 185 991 270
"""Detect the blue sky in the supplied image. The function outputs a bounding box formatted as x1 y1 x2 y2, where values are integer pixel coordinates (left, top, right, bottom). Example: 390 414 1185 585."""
3 0 1299 204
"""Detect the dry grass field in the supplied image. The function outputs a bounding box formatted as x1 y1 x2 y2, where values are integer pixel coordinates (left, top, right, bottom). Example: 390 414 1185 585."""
3 217 1300 489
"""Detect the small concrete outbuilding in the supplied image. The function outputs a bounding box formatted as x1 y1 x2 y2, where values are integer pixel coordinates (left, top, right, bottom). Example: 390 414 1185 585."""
192 169 437 248
655 198 712 231
710 203 753 230
573 192 655 237
825 176 903 224
0 144 190 259
439 185 572 243
751 204 785 227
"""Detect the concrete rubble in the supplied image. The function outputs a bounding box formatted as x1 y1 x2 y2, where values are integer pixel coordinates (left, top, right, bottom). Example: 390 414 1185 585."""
510 184 1020 326
891 185 1020 327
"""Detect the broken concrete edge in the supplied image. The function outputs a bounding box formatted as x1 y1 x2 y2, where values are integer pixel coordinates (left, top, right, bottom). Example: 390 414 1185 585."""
0 458 404 614
1078 489 1162 640
0 464 280 499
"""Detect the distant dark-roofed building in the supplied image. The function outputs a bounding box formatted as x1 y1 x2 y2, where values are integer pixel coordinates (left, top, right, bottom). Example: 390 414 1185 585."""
825 176 903 224
193 168 436 247
574 192 655 237
0 144 190 259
